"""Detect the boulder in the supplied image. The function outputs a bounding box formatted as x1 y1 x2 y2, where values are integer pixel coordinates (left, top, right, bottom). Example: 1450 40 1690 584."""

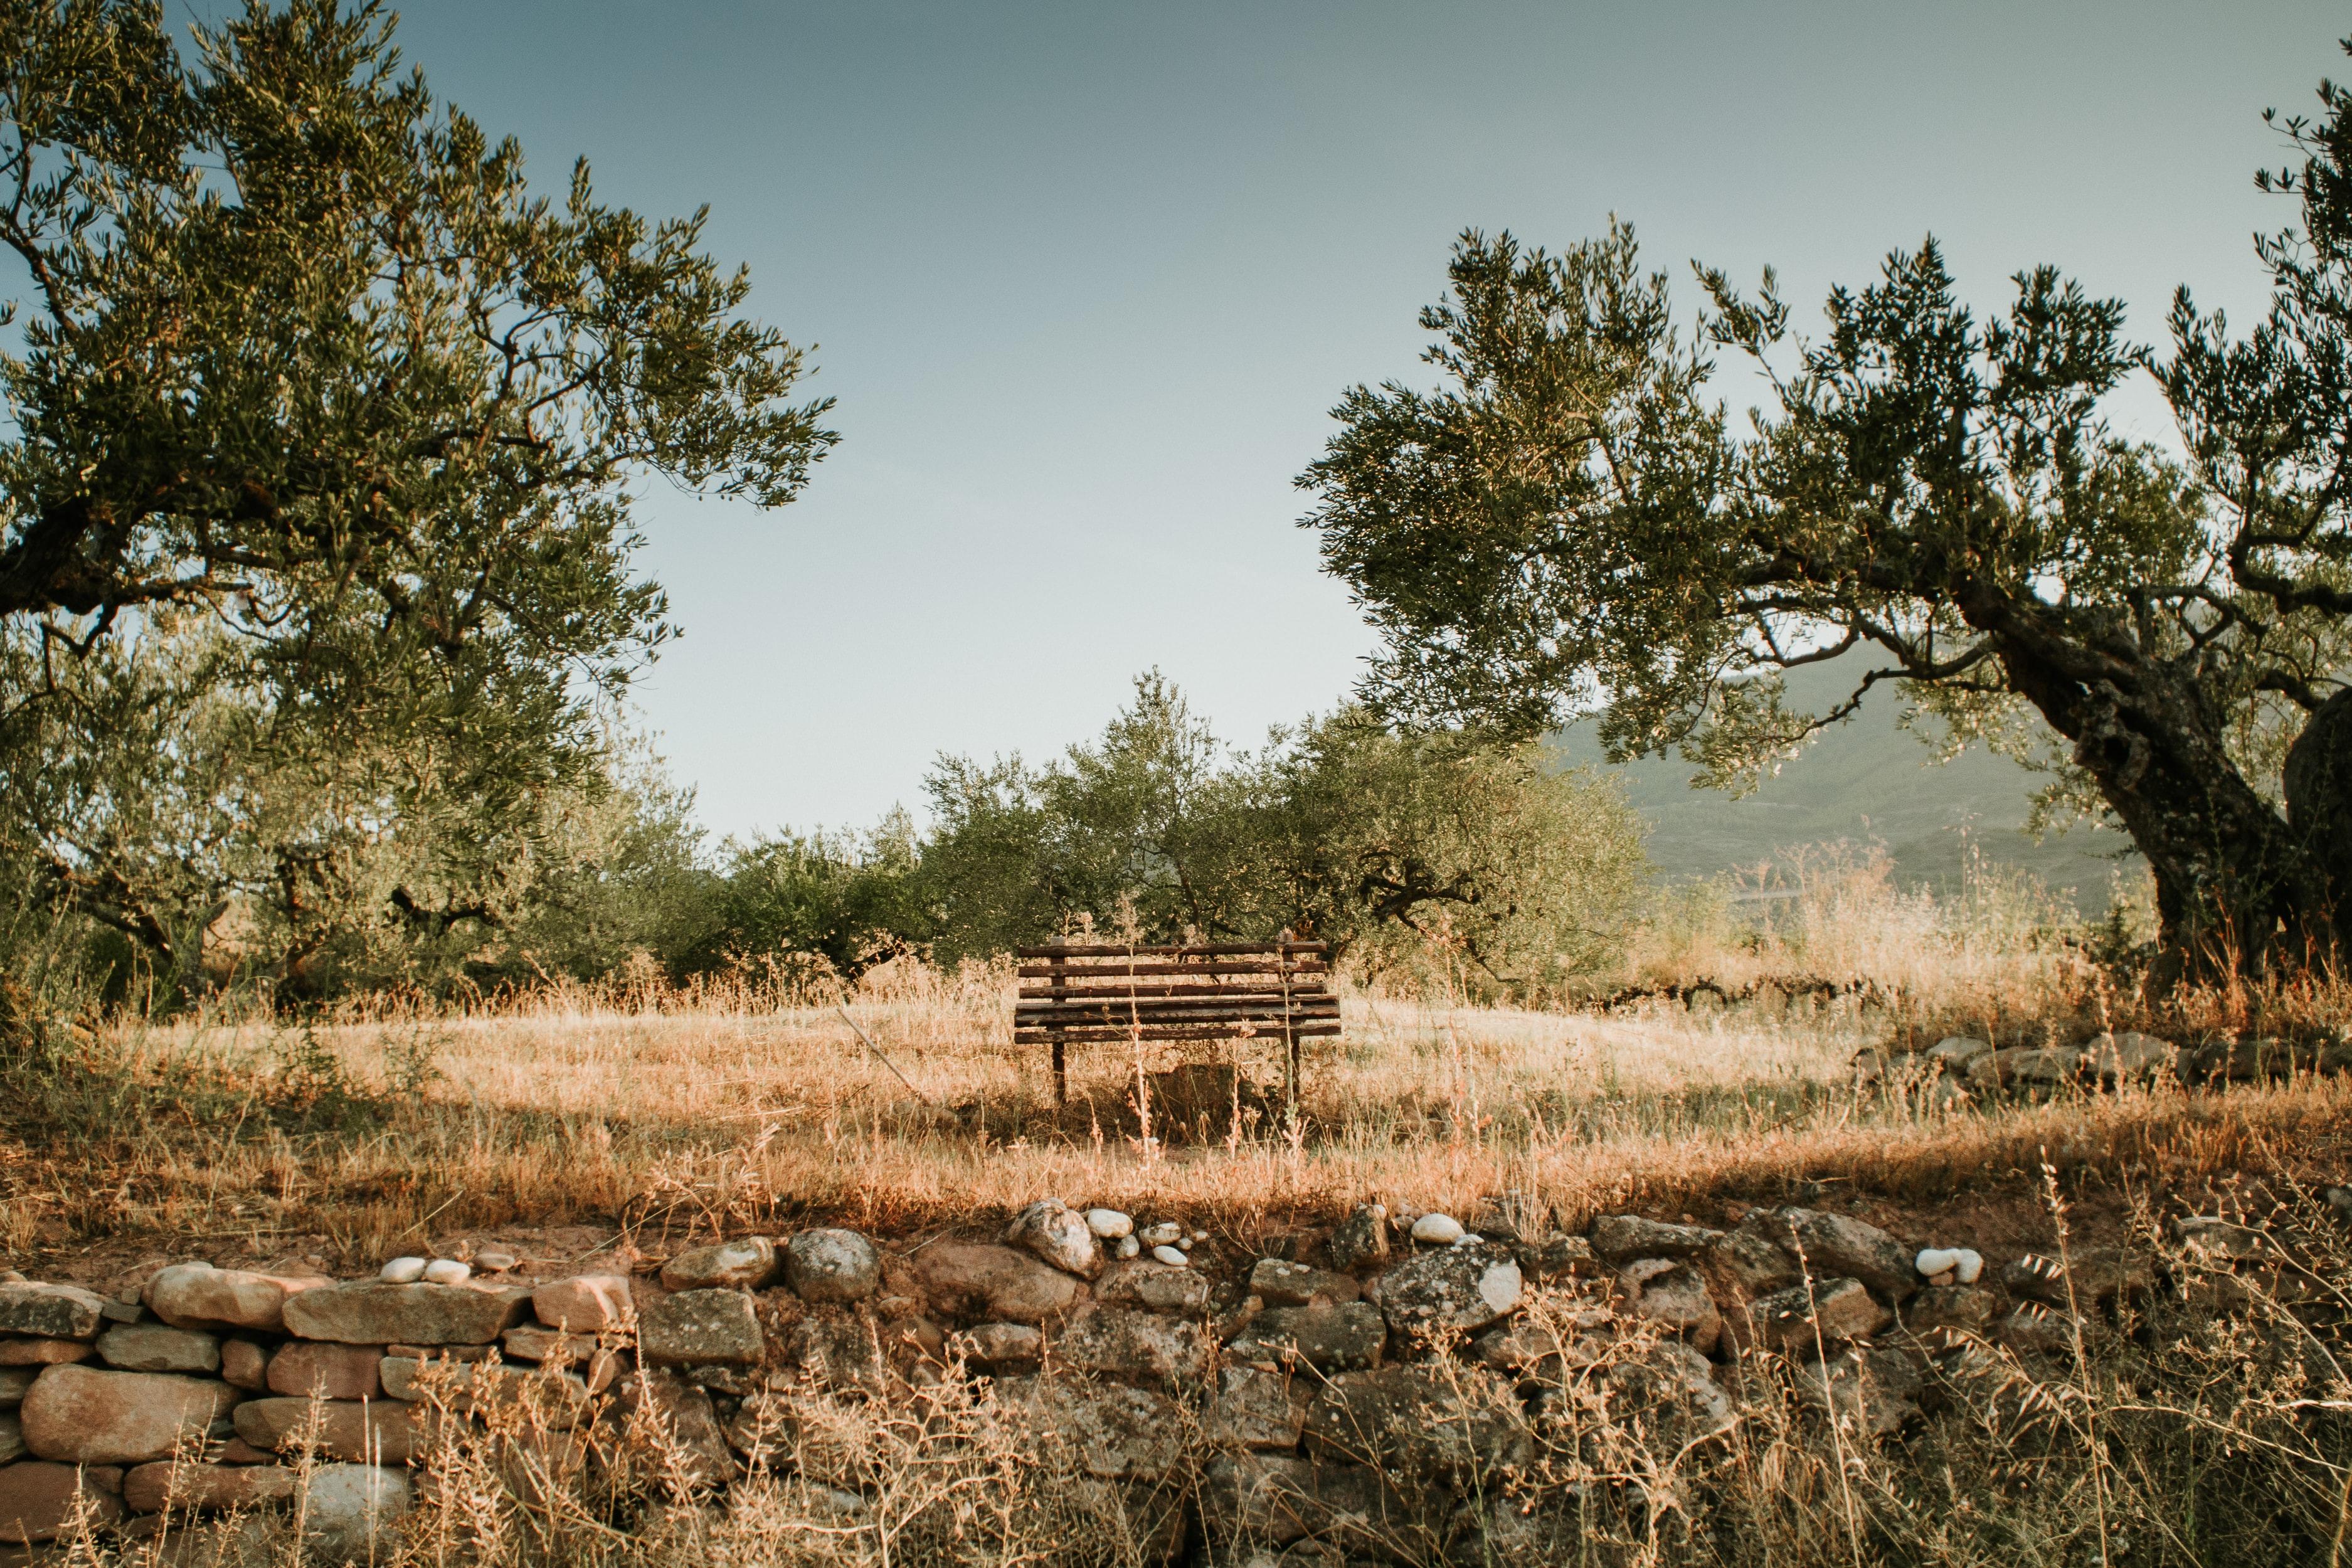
1744 1278 1887 1351
1324 1204 1390 1272
659 1237 778 1292
1905 1285 2001 1340
1966 1046 2084 1094
1765 1209 1919 1301
1711 1212 1802 1295
1207 1365 1310 1450
0 1337 91 1366
1795 1346 1922 1438
1004 1200 1103 1278
1515 1234 1596 1281
914 1243 1084 1325
267 1341 383 1401
2001 1247 2156 1307
0 1284 106 1341
638 1288 765 1367
1225 1302 1387 1373
281 1281 529 1346
18 1365 240 1465
1378 1241 1522 1338
233 1397 428 1463
1095 1260 1211 1313
123 1461 297 1514
94 1323 220 1375
219 1341 268 1391
2084 1030 2180 1083
782 1229 881 1305
617 1371 738 1488
300 1464 411 1565
1199 1452 1391 1549
531 1274 633 1333
958 1322 1042 1370
999 1377 1182 1480
1301 1365 1532 1480
143 1265 326 1333
0 1461 124 1544
1244 1258 1359 1308
771 1308 886 1394
1591 1216 1725 1262
0 1367 33 1406
1056 1306 1210 1385
1621 1263 1722 1351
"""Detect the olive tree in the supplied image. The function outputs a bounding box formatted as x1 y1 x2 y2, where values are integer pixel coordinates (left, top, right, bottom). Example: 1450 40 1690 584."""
1300 54 2352 978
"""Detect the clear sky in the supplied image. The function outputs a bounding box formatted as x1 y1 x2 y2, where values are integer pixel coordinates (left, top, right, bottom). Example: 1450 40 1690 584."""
366 0 2339 842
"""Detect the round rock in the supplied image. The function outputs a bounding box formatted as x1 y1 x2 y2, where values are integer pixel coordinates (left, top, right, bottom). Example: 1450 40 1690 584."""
302 1463 412 1564
1151 1245 1189 1267
1085 1209 1135 1240
660 1236 780 1292
1409 1213 1465 1246
783 1229 881 1305
379 1258 427 1284
1004 1199 1103 1277
421 1259 472 1286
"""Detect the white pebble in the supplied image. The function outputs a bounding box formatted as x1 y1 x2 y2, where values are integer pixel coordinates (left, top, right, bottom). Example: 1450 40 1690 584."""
379 1257 427 1284
421 1258 472 1286
1915 1247 1962 1279
1116 1236 1141 1259
1189 1231 1209 1244
1085 1209 1134 1240
1151 1245 1189 1267
1139 1222 1182 1247
1411 1214 1465 1246
1953 1248 1984 1285
1175 1236 1192 1252
1454 1232 1485 1247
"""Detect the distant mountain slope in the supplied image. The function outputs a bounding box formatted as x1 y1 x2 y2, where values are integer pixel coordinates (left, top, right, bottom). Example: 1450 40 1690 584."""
1548 657 2137 910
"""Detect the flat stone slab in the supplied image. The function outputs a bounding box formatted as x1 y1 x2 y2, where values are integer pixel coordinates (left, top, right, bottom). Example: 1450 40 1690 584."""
0 1461 124 1544
1095 1259 1212 1313
94 1323 221 1374
144 1264 329 1333
638 1288 765 1367
1226 1301 1387 1372
0 1283 107 1341
233 1396 429 1463
1246 1258 1360 1308
124 1460 298 1514
1378 1242 1523 1337
1056 1305 1209 1385
915 1243 1084 1325
280 1280 531 1345
18 1365 240 1465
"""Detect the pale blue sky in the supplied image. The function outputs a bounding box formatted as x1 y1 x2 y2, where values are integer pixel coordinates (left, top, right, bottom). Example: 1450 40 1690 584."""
370 1 2337 840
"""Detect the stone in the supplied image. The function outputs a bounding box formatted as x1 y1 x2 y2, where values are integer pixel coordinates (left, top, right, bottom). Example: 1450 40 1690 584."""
1378 1241 1522 1338
1744 1278 1888 1350
617 1371 738 1488
267 1341 383 1401
1004 1200 1103 1277
381 1357 591 1422
1515 1234 1595 1281
300 1464 411 1564
1408 1213 1464 1246
783 1229 881 1305
0 1285 106 1342
0 1411 20 1465
17 1365 239 1465
1623 1263 1722 1351
1905 1285 2000 1340
914 1244 1084 1325
0 1461 124 1544
1137 1222 1182 1248
1712 1212 1802 1295
216 1438 276 1464
1473 1317 1599 1374
122 1461 297 1514
420 1259 471 1287
1115 1236 1141 1260
531 1274 632 1333
958 1322 1042 1370
771 1308 886 1395
2085 1030 2180 1083
1093 1259 1211 1313
1084 1209 1133 1240
1149 1245 1188 1267
1246 1258 1359 1308
232 1397 427 1463
0 1368 28 1406
1056 1305 1209 1385
474 1249 518 1273
378 1258 426 1283
2173 1215 2272 1263
1207 1364 1310 1450
1796 1346 1922 1438
281 1281 531 1345
659 1237 778 1292
1000 1377 1182 1479
639 1288 764 1367
1199 1452 1391 1549
1915 1247 1963 1279
2002 1247 2155 1306
1966 1046 2084 1094
94 1324 220 1375
0 1338 90 1367
1764 1209 1919 1301
1927 1036 1993 1073
1301 1365 1532 1478
1325 1204 1390 1272
2000 1302 2086 1357
1590 1216 1725 1262
2193 1036 2314 1081
1226 1302 1387 1373
143 1266 326 1333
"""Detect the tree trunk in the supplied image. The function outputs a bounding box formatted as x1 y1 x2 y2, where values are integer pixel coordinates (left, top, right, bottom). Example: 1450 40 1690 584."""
1997 643 2334 979
2285 686 2352 943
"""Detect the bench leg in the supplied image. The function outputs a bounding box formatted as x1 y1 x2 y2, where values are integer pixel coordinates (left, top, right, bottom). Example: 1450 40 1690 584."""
1052 1036 1067 1107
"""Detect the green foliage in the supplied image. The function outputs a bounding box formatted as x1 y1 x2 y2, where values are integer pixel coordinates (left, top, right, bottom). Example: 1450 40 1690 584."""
681 815 927 980
0 0 832 1004
1299 48 2352 969
917 674 1649 999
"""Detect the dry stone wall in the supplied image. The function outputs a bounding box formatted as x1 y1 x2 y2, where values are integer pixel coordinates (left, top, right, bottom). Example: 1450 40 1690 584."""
0 1168 2319 1564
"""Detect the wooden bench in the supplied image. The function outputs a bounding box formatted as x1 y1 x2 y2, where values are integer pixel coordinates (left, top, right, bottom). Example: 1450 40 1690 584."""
1014 938 1339 1105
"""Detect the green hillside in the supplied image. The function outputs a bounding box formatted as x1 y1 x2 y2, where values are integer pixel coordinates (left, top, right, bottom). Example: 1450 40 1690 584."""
1550 658 2138 912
